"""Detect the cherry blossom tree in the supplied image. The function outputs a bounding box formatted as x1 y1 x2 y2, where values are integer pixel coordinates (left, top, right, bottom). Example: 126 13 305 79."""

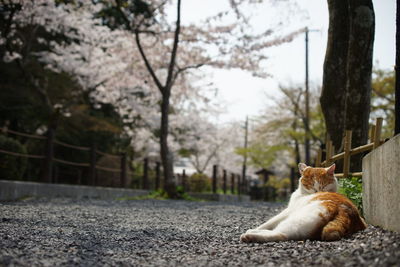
1 0 306 196
100 0 305 196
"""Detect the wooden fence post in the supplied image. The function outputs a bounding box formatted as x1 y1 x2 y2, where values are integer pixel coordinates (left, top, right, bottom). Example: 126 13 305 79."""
237 174 241 195
42 128 55 183
223 169 227 194
230 173 235 194
343 130 352 178
243 176 248 195
120 152 127 188
212 165 217 194
54 165 59 184
315 149 322 167
182 169 186 191
373 117 383 149
89 143 97 186
155 161 161 190
370 124 376 143
143 158 149 190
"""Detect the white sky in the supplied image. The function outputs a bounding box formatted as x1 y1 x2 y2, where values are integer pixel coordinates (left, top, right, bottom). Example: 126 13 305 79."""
183 0 396 123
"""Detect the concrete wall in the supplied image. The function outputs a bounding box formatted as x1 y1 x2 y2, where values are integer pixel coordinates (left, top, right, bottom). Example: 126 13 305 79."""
0 180 149 201
363 134 400 232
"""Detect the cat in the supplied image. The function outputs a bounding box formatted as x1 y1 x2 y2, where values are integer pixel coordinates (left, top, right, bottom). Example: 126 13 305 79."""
240 163 366 243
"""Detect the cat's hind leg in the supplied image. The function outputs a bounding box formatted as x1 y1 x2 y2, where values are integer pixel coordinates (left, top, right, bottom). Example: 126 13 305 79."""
321 207 367 241
272 203 327 241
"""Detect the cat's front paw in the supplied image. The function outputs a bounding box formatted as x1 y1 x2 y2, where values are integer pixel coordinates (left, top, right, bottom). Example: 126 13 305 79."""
240 233 253 243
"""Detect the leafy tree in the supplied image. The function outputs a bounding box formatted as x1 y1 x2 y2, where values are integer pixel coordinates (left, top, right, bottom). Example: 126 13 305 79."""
255 85 325 179
236 144 286 171
1 1 308 191
0 135 27 180
96 0 303 197
0 2 133 182
370 69 395 139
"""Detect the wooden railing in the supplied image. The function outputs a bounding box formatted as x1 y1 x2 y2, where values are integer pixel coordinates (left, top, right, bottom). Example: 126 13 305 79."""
0 127 247 195
315 118 384 178
0 127 129 187
210 165 246 195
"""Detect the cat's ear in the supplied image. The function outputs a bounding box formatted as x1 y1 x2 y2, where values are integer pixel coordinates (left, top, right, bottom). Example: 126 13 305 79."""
326 164 336 175
298 163 308 175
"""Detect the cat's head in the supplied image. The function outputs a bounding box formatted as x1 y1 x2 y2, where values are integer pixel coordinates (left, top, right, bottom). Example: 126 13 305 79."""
298 163 338 194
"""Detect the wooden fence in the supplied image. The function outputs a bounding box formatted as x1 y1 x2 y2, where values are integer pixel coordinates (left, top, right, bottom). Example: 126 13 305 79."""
210 165 247 195
315 117 384 178
0 127 131 187
0 127 247 195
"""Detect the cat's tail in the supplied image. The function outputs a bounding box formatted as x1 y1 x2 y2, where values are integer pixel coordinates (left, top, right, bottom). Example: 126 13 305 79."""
321 205 367 241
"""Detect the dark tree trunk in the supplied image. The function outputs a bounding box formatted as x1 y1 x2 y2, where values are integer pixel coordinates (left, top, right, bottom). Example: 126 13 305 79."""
131 0 181 198
321 0 375 171
160 89 177 197
345 0 375 170
321 0 350 151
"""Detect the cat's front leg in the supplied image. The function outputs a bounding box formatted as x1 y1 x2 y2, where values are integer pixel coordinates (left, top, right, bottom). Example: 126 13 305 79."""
256 208 290 230
240 229 288 243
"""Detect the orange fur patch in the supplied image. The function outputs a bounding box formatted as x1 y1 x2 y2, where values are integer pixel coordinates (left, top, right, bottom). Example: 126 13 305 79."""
312 192 367 241
301 168 336 191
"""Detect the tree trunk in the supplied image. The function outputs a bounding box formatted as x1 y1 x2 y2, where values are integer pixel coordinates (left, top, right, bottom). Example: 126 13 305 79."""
160 89 177 197
344 0 375 170
321 0 375 171
131 0 181 198
320 0 350 151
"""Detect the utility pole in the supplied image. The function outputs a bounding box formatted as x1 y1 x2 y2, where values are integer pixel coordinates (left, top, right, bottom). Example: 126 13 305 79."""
304 27 319 164
305 27 310 165
241 116 249 187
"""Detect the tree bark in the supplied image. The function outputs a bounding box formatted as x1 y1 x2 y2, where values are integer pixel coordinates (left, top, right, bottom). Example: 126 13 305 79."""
320 0 350 151
321 0 375 171
160 0 181 198
131 0 181 198
344 0 375 170
160 88 177 197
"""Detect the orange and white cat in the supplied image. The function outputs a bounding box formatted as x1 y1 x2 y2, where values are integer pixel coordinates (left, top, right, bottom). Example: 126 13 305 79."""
240 163 366 242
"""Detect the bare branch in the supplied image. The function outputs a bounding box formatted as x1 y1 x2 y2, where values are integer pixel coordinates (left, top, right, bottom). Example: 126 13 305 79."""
172 62 207 85
165 0 181 90
134 29 164 92
280 87 323 144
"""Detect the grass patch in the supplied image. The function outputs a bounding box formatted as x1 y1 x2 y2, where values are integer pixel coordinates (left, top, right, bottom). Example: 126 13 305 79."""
338 176 363 215
117 187 201 201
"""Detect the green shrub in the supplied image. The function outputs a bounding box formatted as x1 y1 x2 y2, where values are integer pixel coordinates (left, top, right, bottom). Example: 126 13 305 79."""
118 186 197 201
339 176 363 215
189 173 211 192
0 135 28 180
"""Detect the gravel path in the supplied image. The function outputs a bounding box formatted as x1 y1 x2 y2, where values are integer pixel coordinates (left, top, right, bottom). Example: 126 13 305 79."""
1 198 399 266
